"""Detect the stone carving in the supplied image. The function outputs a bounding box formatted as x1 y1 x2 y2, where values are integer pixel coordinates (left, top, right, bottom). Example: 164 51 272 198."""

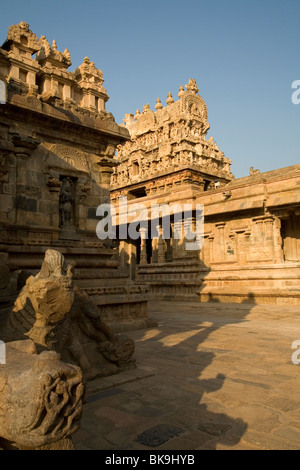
185 78 199 94
0 344 84 450
49 144 89 173
112 79 233 190
6 21 40 52
0 250 135 382
37 36 72 68
59 177 74 227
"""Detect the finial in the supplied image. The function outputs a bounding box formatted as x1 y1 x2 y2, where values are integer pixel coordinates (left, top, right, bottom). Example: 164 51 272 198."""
166 92 174 105
123 113 134 126
155 98 163 110
134 109 141 120
178 85 185 98
52 40 57 52
185 78 199 94
19 21 29 31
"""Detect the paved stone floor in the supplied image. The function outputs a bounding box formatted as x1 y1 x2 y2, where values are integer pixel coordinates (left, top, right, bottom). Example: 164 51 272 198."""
73 300 300 450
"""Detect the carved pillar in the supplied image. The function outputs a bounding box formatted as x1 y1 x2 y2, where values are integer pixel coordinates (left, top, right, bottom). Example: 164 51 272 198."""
157 224 165 263
139 227 148 265
172 218 183 260
151 227 158 263
274 217 284 263
97 151 118 189
234 230 248 265
216 222 226 262
264 216 275 260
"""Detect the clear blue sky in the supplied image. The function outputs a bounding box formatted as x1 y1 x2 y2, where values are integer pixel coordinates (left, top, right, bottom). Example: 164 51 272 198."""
1 0 299 178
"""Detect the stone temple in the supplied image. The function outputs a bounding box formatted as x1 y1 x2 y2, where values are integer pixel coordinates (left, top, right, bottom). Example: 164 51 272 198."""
0 21 299 449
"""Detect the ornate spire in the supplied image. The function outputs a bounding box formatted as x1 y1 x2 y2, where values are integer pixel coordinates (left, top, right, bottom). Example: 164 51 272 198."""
4 21 40 53
166 92 174 105
37 36 72 67
155 98 163 110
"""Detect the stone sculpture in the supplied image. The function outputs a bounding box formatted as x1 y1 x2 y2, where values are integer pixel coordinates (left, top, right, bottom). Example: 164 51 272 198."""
0 249 135 381
0 344 84 450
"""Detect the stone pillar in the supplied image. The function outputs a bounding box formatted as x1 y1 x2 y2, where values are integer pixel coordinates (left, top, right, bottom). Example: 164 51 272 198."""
256 219 265 260
140 227 148 265
208 234 214 264
172 218 183 260
157 224 165 263
264 217 275 260
200 236 206 265
47 175 62 233
236 231 247 265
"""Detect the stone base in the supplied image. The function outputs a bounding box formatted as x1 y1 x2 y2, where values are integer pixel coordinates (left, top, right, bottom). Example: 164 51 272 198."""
1 242 155 332
80 285 157 332
136 261 300 306
59 226 80 240
197 263 300 305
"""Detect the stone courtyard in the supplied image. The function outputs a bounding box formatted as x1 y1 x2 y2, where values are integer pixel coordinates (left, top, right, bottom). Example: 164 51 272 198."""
0 21 299 450
73 300 300 450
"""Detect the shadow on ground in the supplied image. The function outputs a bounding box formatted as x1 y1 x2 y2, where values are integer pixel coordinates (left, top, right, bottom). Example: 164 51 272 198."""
124 295 256 450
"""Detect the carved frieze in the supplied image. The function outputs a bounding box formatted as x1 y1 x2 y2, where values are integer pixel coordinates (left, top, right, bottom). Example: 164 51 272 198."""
112 79 233 190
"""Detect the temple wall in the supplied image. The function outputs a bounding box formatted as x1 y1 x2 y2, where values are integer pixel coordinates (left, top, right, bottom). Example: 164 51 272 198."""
112 165 300 305
0 22 152 331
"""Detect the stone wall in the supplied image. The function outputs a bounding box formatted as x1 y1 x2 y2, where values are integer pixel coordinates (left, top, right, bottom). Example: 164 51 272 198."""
111 80 300 305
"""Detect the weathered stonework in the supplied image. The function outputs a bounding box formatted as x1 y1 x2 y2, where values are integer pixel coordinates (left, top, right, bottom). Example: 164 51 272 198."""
0 344 84 450
111 80 300 305
0 22 153 332
112 78 233 197
0 249 136 381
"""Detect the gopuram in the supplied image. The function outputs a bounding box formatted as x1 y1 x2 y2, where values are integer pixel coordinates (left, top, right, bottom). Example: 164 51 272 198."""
111 79 300 305
0 22 153 332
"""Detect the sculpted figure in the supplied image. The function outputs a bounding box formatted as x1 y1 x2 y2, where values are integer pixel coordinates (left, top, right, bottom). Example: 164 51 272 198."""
59 177 74 227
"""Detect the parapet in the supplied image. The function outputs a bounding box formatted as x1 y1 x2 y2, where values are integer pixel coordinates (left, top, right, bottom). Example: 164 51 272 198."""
0 22 110 116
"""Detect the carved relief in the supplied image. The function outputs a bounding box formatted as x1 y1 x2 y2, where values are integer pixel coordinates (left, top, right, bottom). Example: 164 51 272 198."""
112 79 233 190
6 21 40 52
49 144 89 173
